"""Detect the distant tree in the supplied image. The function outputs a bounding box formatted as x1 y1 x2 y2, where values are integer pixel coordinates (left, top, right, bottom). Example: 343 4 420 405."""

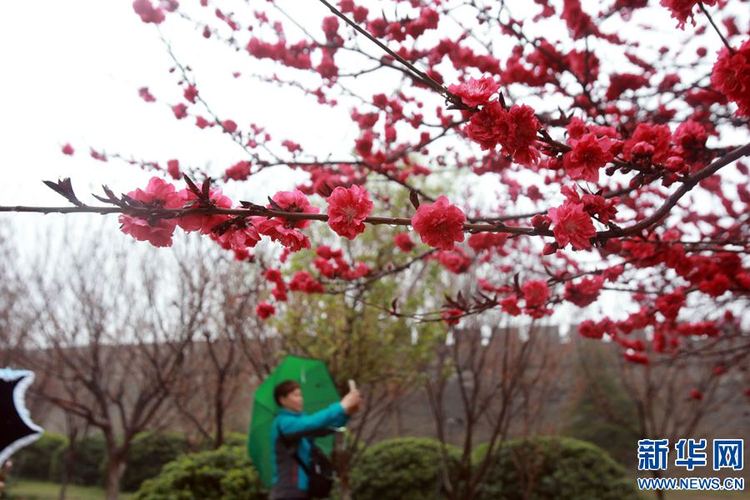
563 340 638 466
426 318 568 500
16 228 201 500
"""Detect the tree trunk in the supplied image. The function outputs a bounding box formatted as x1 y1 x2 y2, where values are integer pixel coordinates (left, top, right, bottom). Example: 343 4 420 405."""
104 456 126 500
214 381 225 449
651 470 665 500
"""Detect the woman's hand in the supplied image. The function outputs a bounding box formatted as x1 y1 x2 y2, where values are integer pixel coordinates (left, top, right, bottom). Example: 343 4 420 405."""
341 388 362 415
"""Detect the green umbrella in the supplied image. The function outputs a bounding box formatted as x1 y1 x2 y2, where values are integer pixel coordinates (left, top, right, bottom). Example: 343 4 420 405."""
248 355 341 487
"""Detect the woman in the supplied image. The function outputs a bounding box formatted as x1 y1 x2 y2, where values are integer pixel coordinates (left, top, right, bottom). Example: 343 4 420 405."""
270 380 361 500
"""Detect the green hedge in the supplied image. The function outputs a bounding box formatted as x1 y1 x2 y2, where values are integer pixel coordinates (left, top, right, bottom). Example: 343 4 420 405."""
122 432 189 492
11 432 67 481
133 446 266 500
222 432 248 448
53 434 107 486
350 437 460 500
473 436 639 500
13 433 104 485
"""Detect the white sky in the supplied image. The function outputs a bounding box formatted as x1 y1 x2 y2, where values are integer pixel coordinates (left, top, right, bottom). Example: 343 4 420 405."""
0 0 357 206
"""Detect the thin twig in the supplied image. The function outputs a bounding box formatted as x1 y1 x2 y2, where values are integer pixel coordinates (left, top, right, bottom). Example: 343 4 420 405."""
698 2 735 54
314 0 467 109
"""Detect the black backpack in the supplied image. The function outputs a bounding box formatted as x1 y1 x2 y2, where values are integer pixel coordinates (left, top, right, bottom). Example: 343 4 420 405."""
292 443 334 498
280 430 334 498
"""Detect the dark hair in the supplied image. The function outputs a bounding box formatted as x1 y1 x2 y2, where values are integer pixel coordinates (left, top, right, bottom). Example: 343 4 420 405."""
273 380 300 405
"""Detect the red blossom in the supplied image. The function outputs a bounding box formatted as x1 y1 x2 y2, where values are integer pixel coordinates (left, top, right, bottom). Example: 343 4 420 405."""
465 103 540 165
548 201 596 250
316 245 342 259
564 276 604 307
62 143 74 156
436 248 471 274
183 85 198 103
326 185 373 239
561 0 597 39
221 119 238 133
521 280 550 308
256 302 276 320
606 73 649 100
138 87 156 102
580 194 618 224
622 122 672 164
441 308 463 325
711 39 750 116
172 103 188 119
411 195 466 250
118 177 183 247
344 262 370 280
224 161 251 181
623 350 649 365
661 0 717 28
246 38 313 70
195 116 212 129
500 295 521 316
673 120 708 155
689 388 703 401
267 190 318 229
252 191 318 252
578 320 604 339
504 105 542 165
272 286 288 302
394 232 415 252
563 133 614 182
467 232 508 253
322 16 339 39
698 273 730 297
447 77 500 107
317 51 338 79
289 271 325 294
133 0 165 24
655 288 686 321
465 101 507 150
255 218 311 252
166 159 180 180
265 268 284 285
355 130 373 157
211 224 261 255
177 187 232 234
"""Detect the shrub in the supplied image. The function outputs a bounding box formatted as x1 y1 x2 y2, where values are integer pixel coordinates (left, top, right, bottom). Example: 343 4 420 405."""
350 437 460 500
222 432 248 448
11 432 67 481
50 434 106 486
133 445 266 500
473 436 639 500
122 432 189 491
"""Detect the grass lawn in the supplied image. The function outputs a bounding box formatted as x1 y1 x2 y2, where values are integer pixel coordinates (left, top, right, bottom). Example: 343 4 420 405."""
7 479 747 500
5 480 134 500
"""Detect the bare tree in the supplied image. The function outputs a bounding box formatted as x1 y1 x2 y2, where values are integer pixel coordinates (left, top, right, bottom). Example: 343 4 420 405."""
16 227 203 500
426 319 568 500
0 222 33 366
167 239 270 448
574 325 750 500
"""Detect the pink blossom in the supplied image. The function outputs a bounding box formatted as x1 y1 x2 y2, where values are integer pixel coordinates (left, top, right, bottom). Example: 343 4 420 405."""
326 185 373 239
411 196 466 250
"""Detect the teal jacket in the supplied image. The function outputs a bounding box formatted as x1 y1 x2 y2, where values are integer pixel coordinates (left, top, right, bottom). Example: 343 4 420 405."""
270 402 348 499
